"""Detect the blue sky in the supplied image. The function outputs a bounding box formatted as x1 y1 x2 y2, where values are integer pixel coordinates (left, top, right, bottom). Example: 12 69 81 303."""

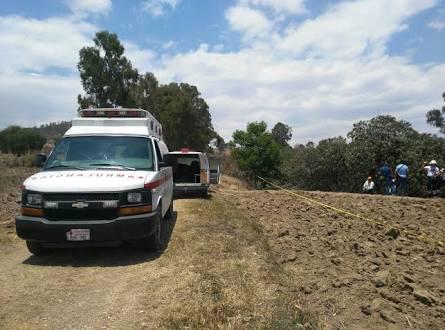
0 0 444 143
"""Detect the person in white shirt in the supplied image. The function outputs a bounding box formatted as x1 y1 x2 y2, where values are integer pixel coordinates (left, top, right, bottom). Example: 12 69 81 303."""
424 160 440 195
362 176 375 194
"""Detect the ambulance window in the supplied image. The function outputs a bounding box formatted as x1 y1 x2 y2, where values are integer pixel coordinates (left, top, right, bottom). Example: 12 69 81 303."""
150 121 154 130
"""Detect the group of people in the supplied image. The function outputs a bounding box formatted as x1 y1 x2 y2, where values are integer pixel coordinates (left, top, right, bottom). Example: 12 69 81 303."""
362 160 445 196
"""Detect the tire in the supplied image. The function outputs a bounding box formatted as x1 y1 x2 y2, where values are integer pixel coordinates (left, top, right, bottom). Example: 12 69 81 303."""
165 199 173 220
26 241 51 256
131 207 163 252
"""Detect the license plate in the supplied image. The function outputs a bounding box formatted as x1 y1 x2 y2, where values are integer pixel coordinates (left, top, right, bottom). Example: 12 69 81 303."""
66 229 90 241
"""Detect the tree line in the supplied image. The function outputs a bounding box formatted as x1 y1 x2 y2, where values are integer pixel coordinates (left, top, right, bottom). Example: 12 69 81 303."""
231 111 445 196
77 31 220 151
0 126 46 156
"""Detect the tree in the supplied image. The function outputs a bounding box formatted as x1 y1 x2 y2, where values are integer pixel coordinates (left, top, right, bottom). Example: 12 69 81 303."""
77 31 139 108
215 134 226 152
231 121 281 187
346 115 416 189
130 72 159 113
0 126 46 156
76 31 218 152
426 91 445 134
153 83 215 151
278 115 445 195
271 122 292 146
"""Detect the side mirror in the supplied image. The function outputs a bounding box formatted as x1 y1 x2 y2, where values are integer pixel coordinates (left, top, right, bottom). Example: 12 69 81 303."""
35 154 47 167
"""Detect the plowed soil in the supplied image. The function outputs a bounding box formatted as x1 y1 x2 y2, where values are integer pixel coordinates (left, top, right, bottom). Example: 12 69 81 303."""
217 176 445 329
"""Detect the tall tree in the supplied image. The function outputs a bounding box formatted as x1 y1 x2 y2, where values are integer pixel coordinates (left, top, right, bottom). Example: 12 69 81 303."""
153 83 214 151
77 31 139 108
426 91 445 134
215 134 226 152
76 31 218 152
130 72 159 113
271 122 292 146
232 121 281 186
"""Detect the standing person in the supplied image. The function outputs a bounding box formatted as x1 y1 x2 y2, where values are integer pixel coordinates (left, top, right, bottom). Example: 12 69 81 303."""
362 176 375 194
379 163 392 195
424 160 440 195
441 168 445 191
395 161 409 196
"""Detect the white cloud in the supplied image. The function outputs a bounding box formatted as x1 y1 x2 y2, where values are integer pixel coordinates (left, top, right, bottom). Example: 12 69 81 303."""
241 0 306 15
276 0 437 59
162 40 176 50
0 73 80 128
428 20 445 30
67 0 112 16
226 5 272 39
0 15 95 75
141 0 180 17
0 10 96 128
123 41 157 74
146 0 443 143
152 48 445 143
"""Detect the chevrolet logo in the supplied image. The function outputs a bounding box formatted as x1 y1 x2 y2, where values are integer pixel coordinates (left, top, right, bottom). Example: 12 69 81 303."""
72 201 89 209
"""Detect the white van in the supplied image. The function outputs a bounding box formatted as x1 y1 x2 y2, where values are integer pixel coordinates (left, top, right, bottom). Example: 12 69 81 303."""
165 150 212 196
16 108 173 255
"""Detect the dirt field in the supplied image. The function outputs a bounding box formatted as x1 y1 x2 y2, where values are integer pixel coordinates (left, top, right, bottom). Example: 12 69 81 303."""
0 169 314 329
217 176 445 329
0 171 444 329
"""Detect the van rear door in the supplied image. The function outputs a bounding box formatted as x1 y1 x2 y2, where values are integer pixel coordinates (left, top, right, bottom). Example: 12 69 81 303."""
208 156 221 184
165 153 202 184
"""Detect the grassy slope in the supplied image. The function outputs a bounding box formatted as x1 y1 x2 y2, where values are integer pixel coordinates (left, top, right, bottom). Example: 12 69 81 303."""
153 195 319 329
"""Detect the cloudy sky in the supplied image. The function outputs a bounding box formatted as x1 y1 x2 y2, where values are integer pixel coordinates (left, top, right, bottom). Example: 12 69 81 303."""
0 0 444 143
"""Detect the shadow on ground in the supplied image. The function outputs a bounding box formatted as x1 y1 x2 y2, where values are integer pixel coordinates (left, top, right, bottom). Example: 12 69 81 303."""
22 212 177 267
174 192 213 200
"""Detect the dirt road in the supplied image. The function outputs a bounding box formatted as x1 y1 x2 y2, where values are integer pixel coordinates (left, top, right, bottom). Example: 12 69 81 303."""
0 189 310 329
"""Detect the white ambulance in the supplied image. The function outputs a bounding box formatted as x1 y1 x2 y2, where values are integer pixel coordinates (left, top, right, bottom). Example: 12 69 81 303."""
16 108 173 255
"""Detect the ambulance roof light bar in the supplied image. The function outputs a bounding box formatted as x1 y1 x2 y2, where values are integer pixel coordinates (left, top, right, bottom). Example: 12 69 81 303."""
79 108 150 118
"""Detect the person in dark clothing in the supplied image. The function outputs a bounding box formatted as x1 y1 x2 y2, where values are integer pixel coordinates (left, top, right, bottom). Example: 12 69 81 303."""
379 163 392 195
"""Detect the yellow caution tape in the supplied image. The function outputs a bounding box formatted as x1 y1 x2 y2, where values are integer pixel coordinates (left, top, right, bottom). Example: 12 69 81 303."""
257 176 444 247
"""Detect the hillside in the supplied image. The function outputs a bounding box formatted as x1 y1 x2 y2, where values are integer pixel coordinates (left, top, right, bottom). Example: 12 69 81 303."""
33 121 72 140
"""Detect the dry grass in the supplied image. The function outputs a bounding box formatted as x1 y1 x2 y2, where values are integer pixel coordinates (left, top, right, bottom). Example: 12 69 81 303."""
0 165 36 193
153 196 320 329
0 165 36 243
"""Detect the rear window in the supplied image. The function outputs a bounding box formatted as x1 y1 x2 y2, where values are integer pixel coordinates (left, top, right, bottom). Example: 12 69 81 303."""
165 154 200 166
